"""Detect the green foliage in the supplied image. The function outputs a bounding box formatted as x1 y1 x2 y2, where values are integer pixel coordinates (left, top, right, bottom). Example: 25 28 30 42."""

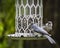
0 0 15 48
0 22 4 37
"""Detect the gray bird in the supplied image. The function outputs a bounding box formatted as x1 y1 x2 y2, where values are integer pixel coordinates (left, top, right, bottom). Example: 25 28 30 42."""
30 23 56 44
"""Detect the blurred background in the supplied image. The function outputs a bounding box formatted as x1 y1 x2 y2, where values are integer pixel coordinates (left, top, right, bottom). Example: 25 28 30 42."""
0 0 60 48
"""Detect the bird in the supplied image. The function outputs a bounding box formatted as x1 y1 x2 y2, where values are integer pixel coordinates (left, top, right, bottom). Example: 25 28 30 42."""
30 23 56 44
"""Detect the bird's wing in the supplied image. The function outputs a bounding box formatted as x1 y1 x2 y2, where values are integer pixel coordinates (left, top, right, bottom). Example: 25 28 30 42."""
32 24 50 36
39 27 51 35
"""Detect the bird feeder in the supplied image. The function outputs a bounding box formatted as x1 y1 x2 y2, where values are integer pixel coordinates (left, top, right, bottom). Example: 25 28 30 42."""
8 0 43 37
7 0 49 48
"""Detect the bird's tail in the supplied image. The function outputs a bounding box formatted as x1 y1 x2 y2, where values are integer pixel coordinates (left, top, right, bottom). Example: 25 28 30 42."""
44 35 56 44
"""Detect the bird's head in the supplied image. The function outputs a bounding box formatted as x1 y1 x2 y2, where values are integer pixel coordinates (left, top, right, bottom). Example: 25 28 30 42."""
48 21 53 27
46 21 53 27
